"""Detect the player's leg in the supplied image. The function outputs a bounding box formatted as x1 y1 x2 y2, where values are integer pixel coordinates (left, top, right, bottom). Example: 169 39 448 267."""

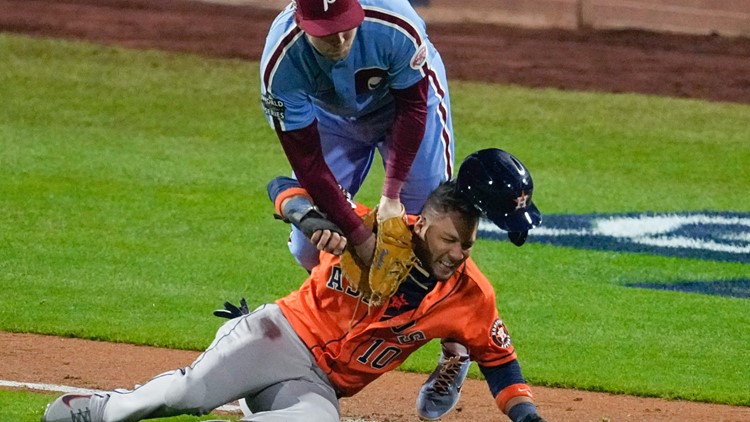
287 227 322 271
42 304 319 422
416 340 471 421
240 370 339 422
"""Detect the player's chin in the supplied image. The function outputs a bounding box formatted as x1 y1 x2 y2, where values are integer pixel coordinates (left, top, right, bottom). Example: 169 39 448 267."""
431 262 457 281
326 49 351 61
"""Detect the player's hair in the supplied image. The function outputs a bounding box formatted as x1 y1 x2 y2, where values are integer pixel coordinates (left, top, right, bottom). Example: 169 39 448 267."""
422 180 482 226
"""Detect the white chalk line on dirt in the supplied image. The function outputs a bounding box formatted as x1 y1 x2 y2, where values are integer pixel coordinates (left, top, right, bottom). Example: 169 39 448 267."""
0 379 242 412
0 379 375 421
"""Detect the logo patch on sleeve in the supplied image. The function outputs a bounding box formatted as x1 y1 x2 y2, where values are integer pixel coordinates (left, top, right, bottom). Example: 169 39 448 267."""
490 319 512 348
261 93 286 120
410 44 428 69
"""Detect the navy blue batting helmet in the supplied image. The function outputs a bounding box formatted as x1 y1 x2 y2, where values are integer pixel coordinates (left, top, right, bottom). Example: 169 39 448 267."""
456 148 542 239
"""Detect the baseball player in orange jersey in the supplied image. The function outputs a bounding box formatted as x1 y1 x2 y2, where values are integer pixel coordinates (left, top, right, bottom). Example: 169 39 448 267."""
42 149 546 422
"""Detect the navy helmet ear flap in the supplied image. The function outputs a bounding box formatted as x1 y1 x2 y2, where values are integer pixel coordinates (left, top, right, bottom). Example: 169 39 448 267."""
507 230 528 247
456 148 542 233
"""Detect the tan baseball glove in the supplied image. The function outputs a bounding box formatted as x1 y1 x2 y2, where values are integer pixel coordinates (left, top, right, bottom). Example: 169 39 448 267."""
339 207 418 306
367 209 417 306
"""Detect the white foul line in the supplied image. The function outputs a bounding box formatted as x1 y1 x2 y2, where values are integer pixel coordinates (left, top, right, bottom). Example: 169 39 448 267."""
0 379 242 412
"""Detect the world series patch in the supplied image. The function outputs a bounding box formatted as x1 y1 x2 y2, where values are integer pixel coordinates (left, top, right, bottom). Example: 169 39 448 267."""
261 93 286 120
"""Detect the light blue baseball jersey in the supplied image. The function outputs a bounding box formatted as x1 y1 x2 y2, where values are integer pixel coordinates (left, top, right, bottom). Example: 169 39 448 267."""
261 0 449 133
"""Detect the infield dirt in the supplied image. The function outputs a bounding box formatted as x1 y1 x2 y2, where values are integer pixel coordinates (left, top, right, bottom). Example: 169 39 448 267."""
1 0 749 421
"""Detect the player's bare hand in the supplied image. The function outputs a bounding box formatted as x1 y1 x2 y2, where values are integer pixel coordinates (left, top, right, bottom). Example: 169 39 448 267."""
311 229 347 255
376 196 405 222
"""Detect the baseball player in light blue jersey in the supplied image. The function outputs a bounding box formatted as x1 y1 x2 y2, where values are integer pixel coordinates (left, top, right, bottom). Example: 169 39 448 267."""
259 0 466 419
260 0 454 271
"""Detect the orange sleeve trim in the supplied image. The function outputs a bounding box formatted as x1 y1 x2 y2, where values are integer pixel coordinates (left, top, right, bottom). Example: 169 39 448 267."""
495 383 534 413
274 187 313 216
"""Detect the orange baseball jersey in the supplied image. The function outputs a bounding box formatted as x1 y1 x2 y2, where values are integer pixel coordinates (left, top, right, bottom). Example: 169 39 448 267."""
276 214 517 398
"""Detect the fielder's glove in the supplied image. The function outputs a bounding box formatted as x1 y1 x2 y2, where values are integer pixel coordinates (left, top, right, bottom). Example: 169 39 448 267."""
367 208 417 306
213 297 249 320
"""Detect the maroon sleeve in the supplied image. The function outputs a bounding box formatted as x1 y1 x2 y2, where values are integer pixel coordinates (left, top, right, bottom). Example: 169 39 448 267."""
383 76 429 199
276 121 371 245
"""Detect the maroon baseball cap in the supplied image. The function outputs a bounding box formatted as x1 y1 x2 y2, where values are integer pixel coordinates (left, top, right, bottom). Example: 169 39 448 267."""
294 0 365 37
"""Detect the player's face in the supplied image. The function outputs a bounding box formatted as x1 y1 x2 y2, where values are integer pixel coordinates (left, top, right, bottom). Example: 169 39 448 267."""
306 28 358 61
413 211 477 281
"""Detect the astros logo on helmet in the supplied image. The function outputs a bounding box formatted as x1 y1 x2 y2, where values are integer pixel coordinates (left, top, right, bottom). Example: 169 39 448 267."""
514 191 529 210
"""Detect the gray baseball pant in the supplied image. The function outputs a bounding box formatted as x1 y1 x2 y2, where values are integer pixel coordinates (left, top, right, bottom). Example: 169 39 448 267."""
99 304 339 422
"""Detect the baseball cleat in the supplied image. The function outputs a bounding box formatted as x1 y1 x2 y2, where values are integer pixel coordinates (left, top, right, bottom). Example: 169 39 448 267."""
42 392 108 422
416 350 471 420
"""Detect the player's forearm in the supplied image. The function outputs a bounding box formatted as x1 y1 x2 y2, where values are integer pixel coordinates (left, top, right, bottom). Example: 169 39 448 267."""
276 123 368 243
383 77 429 199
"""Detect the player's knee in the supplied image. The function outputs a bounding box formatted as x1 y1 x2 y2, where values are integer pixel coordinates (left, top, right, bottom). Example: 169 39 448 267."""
399 178 443 215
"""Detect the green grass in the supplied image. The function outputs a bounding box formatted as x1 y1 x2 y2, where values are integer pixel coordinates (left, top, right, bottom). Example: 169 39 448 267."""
450 82 750 213
1 33 748 418
0 390 52 422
